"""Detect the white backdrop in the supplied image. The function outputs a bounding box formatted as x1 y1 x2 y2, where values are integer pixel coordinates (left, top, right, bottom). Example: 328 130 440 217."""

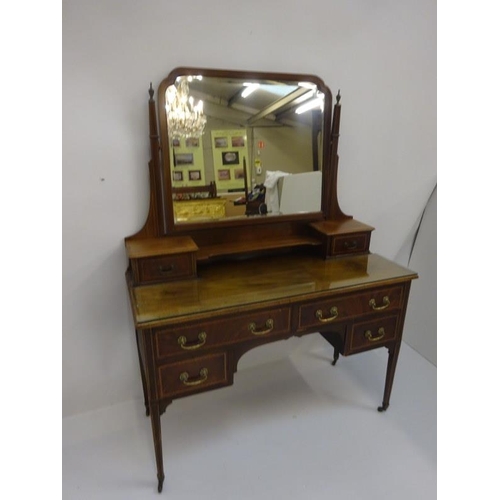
62 0 436 417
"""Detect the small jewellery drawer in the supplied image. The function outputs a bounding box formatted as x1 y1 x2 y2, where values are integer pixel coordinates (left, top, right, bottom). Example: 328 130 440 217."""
299 296 351 329
331 232 371 256
158 352 228 398
155 308 291 360
346 315 398 354
135 253 196 284
298 286 403 330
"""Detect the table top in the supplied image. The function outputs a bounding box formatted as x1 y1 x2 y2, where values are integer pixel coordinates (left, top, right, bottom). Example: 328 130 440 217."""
128 253 417 327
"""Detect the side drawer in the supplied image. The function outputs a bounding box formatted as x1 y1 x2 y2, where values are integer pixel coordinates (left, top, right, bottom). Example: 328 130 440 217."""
331 232 371 256
134 253 196 284
298 285 403 331
158 352 229 398
345 315 399 354
155 307 291 360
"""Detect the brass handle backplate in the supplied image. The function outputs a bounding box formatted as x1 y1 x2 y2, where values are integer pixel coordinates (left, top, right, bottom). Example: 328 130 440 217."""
369 296 390 311
344 240 358 250
249 319 274 335
159 264 175 274
179 368 209 386
364 327 386 342
178 332 207 350
316 306 339 323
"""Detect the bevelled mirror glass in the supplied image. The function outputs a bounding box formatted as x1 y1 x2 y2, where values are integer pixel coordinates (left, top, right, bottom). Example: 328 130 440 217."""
158 68 332 226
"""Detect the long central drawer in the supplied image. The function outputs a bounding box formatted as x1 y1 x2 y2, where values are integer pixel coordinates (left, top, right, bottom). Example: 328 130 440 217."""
155 307 291 360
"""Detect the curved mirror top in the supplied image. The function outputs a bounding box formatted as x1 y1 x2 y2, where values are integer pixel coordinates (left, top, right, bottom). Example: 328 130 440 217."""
159 69 331 226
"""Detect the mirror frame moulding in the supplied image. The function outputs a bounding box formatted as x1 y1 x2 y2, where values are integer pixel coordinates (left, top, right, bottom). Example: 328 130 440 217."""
157 67 334 235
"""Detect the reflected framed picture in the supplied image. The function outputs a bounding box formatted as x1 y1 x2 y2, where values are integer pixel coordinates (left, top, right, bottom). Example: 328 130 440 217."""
174 153 194 166
222 151 239 165
218 169 231 181
185 137 199 147
234 168 245 180
231 136 245 147
172 138 180 147
214 137 228 148
173 171 183 181
189 170 201 181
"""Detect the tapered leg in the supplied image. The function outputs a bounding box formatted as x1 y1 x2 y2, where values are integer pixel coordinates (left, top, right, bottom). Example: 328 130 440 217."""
149 402 165 492
135 329 150 416
332 344 340 366
378 341 401 412
319 330 344 366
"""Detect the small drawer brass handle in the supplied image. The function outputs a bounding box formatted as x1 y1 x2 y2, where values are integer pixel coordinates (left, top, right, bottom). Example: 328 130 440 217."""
177 332 207 350
179 368 209 386
249 319 274 335
315 306 339 323
364 327 386 342
369 296 390 311
159 264 175 274
344 240 358 250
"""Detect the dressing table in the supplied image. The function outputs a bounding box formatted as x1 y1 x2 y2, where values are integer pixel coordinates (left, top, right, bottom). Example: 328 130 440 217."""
124 68 417 492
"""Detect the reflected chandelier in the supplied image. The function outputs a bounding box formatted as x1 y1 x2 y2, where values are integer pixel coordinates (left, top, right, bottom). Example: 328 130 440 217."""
165 76 207 139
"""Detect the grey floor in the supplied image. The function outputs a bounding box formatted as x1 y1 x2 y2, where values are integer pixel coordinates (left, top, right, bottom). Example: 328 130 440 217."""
62 335 436 499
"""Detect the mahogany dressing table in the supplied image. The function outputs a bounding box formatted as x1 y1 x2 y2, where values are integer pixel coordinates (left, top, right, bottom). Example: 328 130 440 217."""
124 68 417 492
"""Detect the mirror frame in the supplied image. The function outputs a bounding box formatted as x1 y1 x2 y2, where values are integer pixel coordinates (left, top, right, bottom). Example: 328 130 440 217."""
157 67 334 234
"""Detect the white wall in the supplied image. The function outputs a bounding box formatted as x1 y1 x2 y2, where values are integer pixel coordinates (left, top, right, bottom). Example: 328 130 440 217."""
396 187 437 365
63 0 436 417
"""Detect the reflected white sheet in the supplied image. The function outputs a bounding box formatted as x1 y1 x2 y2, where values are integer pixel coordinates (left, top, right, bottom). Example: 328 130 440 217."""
279 171 322 214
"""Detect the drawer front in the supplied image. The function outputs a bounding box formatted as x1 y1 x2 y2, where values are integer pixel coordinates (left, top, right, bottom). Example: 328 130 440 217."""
299 295 354 330
136 253 195 283
298 285 403 330
346 315 398 353
331 232 370 256
158 352 228 398
155 307 291 360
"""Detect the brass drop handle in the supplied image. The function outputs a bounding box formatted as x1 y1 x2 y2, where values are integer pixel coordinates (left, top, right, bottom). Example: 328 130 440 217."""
249 319 274 335
364 327 386 342
315 306 339 323
179 368 209 386
344 240 358 250
178 332 207 350
369 296 390 311
159 264 175 274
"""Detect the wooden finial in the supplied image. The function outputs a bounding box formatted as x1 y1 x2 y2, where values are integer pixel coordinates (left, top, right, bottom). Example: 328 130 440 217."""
336 90 341 104
149 82 154 99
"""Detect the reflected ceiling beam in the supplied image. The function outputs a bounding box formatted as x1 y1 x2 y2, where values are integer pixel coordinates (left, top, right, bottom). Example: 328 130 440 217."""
246 87 311 125
202 100 275 128
190 88 306 128
227 79 281 107
190 89 228 107
227 88 243 107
